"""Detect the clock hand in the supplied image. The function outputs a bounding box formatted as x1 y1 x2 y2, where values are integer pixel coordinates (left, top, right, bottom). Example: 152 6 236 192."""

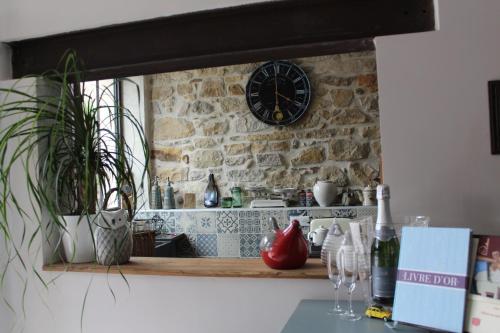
274 70 279 109
276 92 294 103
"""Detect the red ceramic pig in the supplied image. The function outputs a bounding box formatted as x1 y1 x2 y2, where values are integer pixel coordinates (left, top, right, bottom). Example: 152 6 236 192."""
260 219 309 269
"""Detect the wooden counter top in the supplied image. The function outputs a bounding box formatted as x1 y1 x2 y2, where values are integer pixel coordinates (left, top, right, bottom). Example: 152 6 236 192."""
43 257 328 279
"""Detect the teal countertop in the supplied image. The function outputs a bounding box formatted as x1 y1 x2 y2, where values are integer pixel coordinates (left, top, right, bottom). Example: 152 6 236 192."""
281 300 432 333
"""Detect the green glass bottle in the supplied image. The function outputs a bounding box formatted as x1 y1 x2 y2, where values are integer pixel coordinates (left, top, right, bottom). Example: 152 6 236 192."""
371 184 399 306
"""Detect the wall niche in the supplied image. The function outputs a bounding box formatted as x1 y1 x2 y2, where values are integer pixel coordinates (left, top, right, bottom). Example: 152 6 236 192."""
146 51 381 208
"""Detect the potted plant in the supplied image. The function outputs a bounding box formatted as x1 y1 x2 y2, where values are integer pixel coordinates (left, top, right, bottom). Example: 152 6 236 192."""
0 51 149 264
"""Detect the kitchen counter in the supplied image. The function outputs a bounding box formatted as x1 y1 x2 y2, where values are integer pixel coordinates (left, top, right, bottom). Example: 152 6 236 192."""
43 257 327 279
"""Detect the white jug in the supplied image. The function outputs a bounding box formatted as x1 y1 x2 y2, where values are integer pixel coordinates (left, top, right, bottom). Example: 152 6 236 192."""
313 180 337 207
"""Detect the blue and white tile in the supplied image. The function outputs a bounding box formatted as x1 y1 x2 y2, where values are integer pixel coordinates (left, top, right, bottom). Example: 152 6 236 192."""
175 211 197 234
239 210 261 234
196 234 218 257
186 234 197 251
217 234 240 257
216 211 239 233
196 211 217 233
332 208 357 218
356 206 377 218
287 209 307 219
239 234 261 258
306 209 333 219
156 211 177 233
260 210 287 232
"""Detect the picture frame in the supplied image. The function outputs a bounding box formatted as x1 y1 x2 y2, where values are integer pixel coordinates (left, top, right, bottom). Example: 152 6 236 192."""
489 80 500 154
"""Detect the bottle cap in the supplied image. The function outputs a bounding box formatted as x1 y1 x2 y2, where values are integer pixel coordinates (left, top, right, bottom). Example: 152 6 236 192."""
376 184 390 199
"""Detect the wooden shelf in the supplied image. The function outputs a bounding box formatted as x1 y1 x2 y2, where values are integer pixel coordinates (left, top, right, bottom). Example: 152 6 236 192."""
43 257 328 279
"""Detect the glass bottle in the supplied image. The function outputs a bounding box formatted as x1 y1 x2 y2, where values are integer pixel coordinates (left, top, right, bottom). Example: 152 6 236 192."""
231 186 242 208
150 176 162 209
371 184 399 306
204 173 219 208
163 177 176 209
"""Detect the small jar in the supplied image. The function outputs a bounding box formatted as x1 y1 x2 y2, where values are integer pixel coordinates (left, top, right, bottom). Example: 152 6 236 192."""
231 187 243 208
306 189 314 207
299 190 306 207
221 197 233 208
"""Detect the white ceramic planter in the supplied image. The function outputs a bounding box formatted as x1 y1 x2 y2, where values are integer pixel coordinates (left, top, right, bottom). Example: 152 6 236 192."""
61 215 96 263
313 180 337 207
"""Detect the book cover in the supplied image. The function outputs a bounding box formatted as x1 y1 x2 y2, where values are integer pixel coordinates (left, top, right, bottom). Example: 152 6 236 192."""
392 227 472 333
472 235 500 299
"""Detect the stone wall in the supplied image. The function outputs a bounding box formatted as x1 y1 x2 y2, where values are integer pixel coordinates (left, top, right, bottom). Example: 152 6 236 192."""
146 51 380 207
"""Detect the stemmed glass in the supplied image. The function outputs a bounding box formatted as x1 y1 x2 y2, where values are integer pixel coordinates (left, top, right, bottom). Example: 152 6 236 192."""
339 249 361 321
326 249 343 315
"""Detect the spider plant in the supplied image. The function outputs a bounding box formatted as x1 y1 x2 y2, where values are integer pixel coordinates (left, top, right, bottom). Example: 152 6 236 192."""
0 51 149 268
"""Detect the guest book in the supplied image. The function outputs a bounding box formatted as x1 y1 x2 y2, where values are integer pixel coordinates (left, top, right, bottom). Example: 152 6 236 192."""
392 227 472 333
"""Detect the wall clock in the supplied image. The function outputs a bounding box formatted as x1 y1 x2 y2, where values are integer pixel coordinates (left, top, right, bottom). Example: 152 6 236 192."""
245 60 311 126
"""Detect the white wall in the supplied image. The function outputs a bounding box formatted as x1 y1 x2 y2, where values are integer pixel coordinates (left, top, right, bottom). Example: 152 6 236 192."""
1 0 500 332
376 0 500 235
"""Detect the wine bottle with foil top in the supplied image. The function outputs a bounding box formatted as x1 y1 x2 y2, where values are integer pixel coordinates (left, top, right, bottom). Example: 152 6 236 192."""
371 184 400 306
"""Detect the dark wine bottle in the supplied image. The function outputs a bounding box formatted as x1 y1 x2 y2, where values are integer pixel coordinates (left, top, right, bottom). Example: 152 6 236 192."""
371 184 399 306
204 173 219 208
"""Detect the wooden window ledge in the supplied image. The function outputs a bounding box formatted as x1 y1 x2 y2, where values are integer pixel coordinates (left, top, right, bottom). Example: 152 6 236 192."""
43 257 327 279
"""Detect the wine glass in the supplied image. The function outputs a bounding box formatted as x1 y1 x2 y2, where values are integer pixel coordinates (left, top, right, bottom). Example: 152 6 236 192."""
326 249 343 315
339 249 361 321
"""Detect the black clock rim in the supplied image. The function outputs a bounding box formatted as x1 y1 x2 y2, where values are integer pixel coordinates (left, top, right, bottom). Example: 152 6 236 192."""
245 60 311 126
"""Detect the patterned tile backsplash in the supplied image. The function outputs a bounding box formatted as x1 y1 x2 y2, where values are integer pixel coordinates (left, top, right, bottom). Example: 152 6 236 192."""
135 206 376 258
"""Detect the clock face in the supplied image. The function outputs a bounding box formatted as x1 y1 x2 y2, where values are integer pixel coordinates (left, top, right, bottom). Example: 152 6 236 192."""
245 60 311 126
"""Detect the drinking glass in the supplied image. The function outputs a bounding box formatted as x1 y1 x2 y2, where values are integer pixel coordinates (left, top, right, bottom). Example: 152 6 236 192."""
339 249 361 321
326 249 343 315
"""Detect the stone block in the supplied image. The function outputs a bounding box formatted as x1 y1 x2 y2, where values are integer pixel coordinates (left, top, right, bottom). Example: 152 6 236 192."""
319 166 348 187
191 150 224 169
235 115 270 133
221 97 247 113
329 139 370 161
264 169 301 188
227 169 265 182
318 75 354 86
359 126 380 139
156 168 188 182
332 108 370 125
200 78 225 97
191 150 224 168
270 141 290 152
154 117 195 140
228 83 245 96
295 129 336 139
193 138 217 149
225 155 253 167
251 142 268 153
291 147 325 166
248 132 295 141
225 143 251 155
357 74 378 92
190 100 215 115
151 147 182 162
331 89 354 108
257 153 283 167
201 119 229 136
371 140 382 157
348 162 379 186
177 82 194 95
